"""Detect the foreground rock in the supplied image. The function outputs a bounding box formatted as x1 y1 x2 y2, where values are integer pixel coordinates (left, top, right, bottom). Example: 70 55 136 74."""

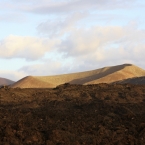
0 84 145 144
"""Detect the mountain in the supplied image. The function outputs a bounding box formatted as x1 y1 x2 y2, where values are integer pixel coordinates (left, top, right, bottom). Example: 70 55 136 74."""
0 77 15 86
84 64 145 85
11 64 145 88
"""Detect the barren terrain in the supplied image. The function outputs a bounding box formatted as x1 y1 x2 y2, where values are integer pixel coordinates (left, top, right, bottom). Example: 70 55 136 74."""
1 84 145 144
11 64 145 88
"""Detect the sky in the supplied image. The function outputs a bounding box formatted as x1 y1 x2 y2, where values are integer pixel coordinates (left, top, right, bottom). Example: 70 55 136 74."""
0 0 145 81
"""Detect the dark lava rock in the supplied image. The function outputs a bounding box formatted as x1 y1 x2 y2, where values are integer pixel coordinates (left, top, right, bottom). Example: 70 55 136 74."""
0 84 145 144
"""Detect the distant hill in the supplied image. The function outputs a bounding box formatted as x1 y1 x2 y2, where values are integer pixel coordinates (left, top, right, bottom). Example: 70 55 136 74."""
11 64 145 88
0 77 15 86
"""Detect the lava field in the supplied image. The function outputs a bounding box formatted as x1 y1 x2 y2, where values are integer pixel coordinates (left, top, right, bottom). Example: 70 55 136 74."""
0 83 145 145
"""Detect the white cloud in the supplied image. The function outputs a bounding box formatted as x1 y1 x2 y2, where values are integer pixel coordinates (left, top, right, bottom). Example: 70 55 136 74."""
58 26 124 57
0 35 60 60
1 0 138 15
58 23 145 57
24 0 137 14
37 12 87 37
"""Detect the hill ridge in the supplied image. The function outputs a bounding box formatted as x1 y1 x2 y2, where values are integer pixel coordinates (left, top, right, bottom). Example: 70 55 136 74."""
11 64 145 88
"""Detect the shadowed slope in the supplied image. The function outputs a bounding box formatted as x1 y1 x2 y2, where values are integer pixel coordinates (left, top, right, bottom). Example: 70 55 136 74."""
113 76 145 85
11 64 145 88
85 64 145 84
0 77 15 86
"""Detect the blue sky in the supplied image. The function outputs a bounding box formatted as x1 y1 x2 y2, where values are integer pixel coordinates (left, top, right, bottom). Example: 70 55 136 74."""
0 0 145 81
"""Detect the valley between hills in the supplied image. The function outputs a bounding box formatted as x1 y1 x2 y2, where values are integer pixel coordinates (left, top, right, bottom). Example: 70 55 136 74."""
1 63 145 144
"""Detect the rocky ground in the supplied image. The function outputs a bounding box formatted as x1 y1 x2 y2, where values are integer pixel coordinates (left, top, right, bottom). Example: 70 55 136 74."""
1 83 145 145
